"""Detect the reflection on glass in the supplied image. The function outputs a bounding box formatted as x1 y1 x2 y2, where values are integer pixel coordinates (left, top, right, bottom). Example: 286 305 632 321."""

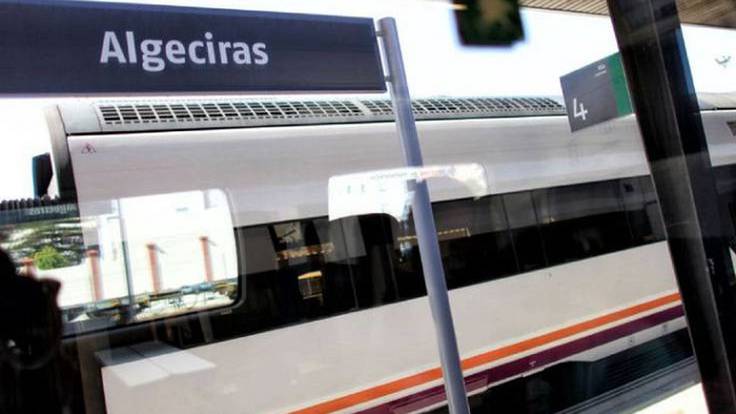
0 189 237 333
327 163 488 221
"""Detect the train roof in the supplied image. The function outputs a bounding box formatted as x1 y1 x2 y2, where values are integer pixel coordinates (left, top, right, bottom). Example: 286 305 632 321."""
52 93 735 135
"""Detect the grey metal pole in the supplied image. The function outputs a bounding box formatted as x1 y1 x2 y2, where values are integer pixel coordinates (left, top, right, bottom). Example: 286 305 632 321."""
377 17 470 414
115 199 136 322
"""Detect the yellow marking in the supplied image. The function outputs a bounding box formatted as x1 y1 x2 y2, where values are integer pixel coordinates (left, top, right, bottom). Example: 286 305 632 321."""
397 227 471 243
298 271 323 281
276 242 335 261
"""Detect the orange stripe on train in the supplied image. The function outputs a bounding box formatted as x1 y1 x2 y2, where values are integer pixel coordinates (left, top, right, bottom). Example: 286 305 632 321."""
290 292 682 414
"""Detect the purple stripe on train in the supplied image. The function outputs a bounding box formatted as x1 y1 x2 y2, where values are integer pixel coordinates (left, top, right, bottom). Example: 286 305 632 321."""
359 305 685 414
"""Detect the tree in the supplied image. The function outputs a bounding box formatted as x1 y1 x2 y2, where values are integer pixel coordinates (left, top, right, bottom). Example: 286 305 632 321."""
1 218 84 267
33 245 71 270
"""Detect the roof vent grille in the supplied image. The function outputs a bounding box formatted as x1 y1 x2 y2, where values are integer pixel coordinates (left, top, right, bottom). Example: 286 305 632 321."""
359 97 562 117
97 100 374 126
99 106 121 123
361 100 394 116
90 96 564 133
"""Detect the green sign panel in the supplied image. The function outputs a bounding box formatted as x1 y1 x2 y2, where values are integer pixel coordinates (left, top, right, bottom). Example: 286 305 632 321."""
560 53 633 132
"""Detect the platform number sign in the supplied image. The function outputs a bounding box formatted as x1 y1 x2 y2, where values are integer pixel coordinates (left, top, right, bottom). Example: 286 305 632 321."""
560 53 633 132
573 97 588 121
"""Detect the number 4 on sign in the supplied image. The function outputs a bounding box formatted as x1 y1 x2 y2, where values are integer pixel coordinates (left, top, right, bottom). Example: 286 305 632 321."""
573 97 588 121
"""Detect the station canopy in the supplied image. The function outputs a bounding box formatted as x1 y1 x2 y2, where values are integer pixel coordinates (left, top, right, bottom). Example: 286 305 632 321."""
521 0 736 28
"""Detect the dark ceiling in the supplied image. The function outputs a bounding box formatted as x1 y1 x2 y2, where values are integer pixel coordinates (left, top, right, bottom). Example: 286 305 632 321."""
520 0 736 28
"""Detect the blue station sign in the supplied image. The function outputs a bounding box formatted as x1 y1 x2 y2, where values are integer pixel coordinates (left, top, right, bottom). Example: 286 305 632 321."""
0 0 386 94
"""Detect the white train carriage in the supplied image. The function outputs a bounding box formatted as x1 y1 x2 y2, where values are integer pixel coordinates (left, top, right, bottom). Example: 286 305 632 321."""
45 93 736 413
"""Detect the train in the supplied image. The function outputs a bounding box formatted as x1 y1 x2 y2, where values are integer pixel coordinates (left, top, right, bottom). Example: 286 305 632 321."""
9 92 736 412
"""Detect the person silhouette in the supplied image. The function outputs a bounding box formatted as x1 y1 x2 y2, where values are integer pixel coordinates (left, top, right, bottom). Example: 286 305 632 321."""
0 247 67 414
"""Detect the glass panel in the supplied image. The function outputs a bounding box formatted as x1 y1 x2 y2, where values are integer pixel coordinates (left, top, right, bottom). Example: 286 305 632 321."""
2 1 734 413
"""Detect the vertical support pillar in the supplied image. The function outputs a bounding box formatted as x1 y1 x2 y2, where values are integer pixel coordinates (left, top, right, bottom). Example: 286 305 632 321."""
87 249 103 301
200 236 214 283
114 199 136 321
146 243 161 293
607 0 736 411
378 17 470 414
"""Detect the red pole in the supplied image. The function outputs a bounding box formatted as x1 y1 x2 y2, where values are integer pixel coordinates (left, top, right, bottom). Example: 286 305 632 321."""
87 249 103 301
146 243 162 293
199 236 214 283
19 258 36 278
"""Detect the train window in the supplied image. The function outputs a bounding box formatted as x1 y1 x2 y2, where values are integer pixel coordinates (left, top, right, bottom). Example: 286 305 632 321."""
0 190 239 334
533 180 632 265
619 177 646 242
503 192 547 271
238 218 360 326
713 165 736 240
392 215 428 300
640 176 667 242
349 215 400 308
432 196 517 289
714 165 736 198
619 177 663 245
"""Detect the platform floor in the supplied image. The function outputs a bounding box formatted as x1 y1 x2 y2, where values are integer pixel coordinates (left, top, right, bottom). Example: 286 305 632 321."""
636 383 707 414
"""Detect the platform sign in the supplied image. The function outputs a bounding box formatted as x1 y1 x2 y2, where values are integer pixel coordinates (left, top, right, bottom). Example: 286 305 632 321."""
560 53 633 132
0 0 385 94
